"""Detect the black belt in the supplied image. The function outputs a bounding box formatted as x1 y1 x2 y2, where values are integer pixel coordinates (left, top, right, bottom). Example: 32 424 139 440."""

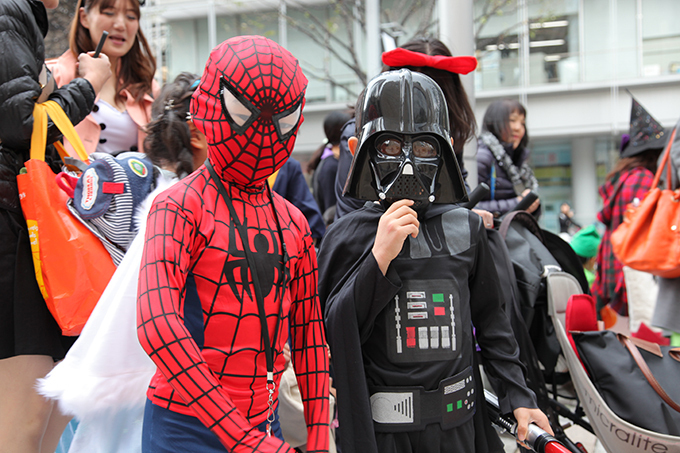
369 366 476 432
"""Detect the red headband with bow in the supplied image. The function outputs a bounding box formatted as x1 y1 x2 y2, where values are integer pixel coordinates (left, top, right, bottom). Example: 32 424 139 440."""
382 48 477 75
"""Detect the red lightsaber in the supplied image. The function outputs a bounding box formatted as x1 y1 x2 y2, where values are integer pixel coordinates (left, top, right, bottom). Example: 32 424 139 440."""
485 390 572 453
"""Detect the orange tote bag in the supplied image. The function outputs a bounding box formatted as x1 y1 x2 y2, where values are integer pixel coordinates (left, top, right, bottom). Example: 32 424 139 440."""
611 127 680 279
17 101 116 335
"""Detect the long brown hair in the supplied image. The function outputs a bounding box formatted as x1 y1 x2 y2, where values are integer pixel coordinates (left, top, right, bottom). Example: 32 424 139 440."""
69 0 156 103
606 147 663 181
382 36 477 157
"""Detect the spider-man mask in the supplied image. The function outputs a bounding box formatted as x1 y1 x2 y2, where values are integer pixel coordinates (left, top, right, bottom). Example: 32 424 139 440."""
191 35 308 186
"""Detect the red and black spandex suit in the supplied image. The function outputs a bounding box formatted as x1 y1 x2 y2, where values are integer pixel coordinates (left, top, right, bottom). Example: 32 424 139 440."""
137 36 330 453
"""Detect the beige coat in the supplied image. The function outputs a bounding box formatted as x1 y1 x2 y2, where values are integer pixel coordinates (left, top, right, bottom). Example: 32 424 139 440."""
48 51 159 156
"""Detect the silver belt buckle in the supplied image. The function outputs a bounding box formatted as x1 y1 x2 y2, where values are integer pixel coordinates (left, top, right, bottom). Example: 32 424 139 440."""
370 391 416 424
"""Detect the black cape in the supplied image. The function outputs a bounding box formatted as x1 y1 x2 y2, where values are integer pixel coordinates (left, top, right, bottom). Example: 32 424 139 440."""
318 202 537 453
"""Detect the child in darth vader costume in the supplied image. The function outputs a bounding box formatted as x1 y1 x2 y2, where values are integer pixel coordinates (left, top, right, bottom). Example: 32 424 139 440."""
137 36 330 452
317 69 551 453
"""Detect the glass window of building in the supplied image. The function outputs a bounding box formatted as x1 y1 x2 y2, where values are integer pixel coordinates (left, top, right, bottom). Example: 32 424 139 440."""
474 0 579 90
474 0 522 90
530 140 573 232
475 0 680 90
641 0 680 77
582 0 637 82
526 0 578 86
153 0 437 100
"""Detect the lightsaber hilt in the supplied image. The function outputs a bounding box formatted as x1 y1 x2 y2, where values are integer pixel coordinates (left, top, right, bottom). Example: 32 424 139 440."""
485 390 571 453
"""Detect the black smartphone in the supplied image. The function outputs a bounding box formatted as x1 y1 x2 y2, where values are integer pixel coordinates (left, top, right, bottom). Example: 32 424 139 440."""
93 31 109 58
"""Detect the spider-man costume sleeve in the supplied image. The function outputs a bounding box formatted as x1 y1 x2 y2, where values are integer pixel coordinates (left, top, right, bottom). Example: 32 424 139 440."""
281 196 330 453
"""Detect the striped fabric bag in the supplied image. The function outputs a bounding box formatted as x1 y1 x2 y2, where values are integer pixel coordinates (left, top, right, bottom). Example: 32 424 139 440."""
57 152 155 265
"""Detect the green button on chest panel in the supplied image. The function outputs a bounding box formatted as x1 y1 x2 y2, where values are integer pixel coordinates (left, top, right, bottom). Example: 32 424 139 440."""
389 279 462 363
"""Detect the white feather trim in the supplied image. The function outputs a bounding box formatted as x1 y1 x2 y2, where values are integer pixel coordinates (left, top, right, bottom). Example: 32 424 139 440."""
38 172 178 418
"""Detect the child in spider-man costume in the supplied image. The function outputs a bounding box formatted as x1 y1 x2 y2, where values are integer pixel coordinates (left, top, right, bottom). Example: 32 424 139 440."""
137 36 330 453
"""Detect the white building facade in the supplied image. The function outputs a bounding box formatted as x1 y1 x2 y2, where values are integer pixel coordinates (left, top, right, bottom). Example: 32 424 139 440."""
140 0 680 233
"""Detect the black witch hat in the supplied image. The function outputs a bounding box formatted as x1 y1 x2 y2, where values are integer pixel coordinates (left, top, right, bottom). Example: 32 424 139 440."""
621 97 667 158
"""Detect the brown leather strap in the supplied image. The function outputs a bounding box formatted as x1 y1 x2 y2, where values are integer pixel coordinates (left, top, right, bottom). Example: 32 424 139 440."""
618 333 680 413
498 210 544 242
498 210 521 240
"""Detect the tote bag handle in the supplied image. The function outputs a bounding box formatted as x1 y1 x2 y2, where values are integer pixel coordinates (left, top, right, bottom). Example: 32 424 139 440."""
651 127 677 191
30 100 90 164
618 333 680 413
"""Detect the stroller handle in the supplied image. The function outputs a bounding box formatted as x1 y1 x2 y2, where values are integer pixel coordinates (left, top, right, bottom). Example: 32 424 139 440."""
460 183 490 209
545 443 573 453
513 190 539 212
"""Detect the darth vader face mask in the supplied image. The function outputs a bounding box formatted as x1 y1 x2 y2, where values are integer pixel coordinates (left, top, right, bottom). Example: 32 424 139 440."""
344 69 467 211
369 132 442 211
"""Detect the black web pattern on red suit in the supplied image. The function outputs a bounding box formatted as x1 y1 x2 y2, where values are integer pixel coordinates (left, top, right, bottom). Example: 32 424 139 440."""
191 36 307 187
137 171 330 452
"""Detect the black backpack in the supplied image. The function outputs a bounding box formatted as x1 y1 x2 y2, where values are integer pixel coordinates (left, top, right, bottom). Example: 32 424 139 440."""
497 211 589 374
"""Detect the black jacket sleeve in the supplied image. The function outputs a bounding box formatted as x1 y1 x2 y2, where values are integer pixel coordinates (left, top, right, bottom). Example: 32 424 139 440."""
468 218 537 414
0 0 95 153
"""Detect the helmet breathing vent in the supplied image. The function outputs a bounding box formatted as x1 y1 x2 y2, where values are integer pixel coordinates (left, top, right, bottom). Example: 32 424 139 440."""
391 174 425 198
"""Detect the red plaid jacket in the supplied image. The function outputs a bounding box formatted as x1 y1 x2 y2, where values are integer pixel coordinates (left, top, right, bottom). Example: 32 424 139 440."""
592 167 655 315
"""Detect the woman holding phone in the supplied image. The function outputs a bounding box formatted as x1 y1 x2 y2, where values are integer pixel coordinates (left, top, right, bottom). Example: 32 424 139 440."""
476 99 541 218
50 0 158 155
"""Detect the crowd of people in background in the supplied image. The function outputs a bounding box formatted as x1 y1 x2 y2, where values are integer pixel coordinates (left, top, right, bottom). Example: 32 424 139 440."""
2 0 680 450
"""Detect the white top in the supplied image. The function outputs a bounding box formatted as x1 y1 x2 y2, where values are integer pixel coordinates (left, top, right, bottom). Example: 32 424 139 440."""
90 100 139 154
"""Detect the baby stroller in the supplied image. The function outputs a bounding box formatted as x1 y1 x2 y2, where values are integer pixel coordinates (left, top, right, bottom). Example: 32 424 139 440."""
485 214 593 452
546 271 680 453
464 187 591 452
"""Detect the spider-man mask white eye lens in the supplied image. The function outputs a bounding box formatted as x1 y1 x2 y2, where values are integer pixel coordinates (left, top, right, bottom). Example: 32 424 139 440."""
275 104 302 138
220 78 260 134
222 89 252 126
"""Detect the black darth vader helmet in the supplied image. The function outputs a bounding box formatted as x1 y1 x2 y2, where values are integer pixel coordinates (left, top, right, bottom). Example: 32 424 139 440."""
343 69 467 211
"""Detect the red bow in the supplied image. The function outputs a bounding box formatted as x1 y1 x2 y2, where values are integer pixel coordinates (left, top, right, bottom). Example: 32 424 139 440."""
382 48 477 75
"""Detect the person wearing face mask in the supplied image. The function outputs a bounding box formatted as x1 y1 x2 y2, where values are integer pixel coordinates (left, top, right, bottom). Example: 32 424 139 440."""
476 99 541 218
0 0 111 449
333 37 497 231
136 36 329 453
50 0 158 156
318 69 551 453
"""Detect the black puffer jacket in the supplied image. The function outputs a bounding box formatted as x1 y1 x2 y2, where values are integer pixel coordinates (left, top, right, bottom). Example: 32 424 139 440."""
0 0 95 212
475 137 530 216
